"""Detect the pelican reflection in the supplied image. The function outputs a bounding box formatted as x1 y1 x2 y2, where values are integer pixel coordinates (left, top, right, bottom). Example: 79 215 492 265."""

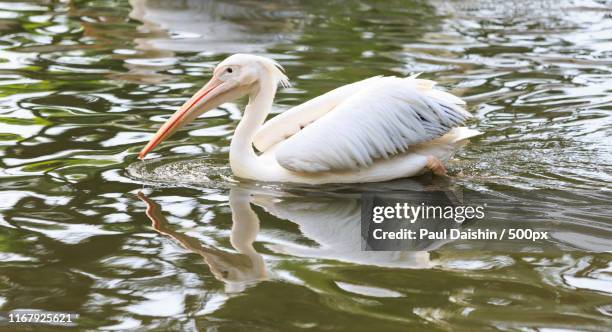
138 180 462 291
138 190 265 293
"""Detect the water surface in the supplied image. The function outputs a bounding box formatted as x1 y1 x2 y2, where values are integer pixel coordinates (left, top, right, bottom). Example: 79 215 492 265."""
0 0 611 330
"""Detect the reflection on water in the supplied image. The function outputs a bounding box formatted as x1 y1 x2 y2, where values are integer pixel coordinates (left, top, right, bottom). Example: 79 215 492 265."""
139 190 266 293
128 0 297 53
0 0 611 330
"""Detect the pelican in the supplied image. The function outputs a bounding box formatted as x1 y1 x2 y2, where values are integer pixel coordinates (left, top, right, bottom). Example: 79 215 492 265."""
138 54 480 184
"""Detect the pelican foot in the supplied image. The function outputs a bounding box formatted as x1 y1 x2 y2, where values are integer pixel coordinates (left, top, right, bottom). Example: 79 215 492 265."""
426 156 447 176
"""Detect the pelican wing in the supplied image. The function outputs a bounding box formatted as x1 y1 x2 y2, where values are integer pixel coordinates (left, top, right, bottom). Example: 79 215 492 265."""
274 76 471 173
253 76 384 152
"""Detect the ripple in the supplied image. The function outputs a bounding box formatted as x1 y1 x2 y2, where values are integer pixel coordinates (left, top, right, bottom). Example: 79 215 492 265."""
335 281 404 298
442 255 515 271
126 156 233 188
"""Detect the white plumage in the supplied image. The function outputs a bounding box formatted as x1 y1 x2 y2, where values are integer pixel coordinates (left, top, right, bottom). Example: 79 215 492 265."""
139 54 481 184
269 76 472 173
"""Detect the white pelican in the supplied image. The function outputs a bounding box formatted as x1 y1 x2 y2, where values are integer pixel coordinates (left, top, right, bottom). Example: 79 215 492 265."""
138 54 480 184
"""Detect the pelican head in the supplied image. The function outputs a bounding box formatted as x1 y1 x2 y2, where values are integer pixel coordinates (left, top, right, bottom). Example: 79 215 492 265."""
138 54 288 159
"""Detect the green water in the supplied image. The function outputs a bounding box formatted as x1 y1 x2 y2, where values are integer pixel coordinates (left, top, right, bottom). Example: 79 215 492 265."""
0 0 611 330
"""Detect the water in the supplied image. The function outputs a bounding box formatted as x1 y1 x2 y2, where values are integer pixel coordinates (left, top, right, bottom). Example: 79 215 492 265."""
1 0 611 330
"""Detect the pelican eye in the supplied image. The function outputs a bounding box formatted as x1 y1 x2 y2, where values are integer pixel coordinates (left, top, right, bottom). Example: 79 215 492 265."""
226 68 233 73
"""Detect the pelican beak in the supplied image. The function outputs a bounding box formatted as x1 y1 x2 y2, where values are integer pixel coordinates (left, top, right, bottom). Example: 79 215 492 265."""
138 77 239 159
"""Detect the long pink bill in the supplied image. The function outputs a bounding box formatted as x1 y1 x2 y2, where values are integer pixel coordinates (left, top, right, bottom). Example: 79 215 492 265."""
138 77 226 160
